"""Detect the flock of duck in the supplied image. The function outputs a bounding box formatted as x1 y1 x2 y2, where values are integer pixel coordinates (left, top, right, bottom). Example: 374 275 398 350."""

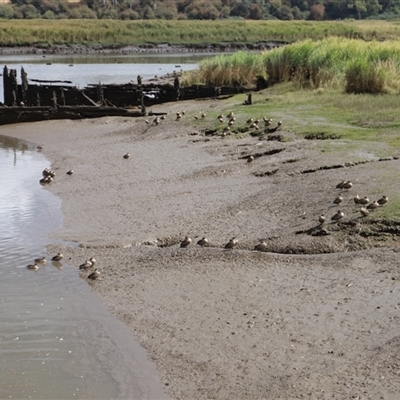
179 236 239 250
318 180 388 225
26 252 100 280
144 110 283 138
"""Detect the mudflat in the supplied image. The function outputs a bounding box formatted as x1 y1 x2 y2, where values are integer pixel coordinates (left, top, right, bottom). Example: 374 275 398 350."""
3 95 400 399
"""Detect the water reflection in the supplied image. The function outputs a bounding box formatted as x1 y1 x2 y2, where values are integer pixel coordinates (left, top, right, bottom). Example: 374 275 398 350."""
0 52 209 102
0 135 168 399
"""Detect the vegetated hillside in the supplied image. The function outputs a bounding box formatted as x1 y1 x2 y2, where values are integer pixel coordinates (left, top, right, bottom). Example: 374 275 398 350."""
0 0 399 21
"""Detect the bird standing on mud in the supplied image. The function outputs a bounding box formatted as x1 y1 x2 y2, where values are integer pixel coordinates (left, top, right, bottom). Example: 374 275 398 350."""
51 253 63 261
358 196 369 205
88 269 101 280
360 207 369 217
224 237 238 250
254 240 267 252
333 194 343 205
342 181 353 190
377 195 388 205
331 210 344 221
180 236 192 248
197 237 208 247
319 214 326 225
367 201 380 210
79 260 93 270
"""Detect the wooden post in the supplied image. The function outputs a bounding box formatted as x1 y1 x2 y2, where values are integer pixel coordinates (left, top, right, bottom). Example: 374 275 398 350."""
61 88 66 106
21 67 29 106
52 91 57 109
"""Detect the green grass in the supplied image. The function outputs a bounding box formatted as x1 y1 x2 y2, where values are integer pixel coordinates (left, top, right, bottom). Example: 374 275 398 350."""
3 19 400 47
185 37 400 94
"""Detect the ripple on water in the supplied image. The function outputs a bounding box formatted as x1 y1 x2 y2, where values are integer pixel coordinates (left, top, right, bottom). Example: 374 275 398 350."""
0 136 169 400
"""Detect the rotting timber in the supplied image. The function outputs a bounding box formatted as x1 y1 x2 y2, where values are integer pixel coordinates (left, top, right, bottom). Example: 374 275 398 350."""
1 66 249 125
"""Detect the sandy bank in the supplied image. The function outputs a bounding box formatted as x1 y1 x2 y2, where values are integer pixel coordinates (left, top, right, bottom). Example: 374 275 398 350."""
3 95 400 399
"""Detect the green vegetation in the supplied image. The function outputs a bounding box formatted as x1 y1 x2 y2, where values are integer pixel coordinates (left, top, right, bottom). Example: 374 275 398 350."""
1 0 400 21
184 38 400 94
2 19 400 47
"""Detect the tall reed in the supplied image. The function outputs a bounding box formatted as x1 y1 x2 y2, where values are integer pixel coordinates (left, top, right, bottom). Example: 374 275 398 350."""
185 37 400 94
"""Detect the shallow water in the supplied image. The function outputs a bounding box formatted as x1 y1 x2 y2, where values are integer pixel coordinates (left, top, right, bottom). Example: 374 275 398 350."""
0 137 168 399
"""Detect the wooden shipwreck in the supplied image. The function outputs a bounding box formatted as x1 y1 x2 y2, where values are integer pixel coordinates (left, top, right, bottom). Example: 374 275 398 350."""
1 66 249 125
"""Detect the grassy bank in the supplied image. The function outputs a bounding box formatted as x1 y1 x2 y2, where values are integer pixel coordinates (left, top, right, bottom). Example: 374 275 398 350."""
1 19 400 47
184 37 400 94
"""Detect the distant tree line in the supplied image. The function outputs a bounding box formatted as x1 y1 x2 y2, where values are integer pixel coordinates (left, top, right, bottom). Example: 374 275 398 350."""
1 0 400 20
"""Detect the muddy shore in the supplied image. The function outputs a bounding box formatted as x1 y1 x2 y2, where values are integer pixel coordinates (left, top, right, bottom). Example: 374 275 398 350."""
0 41 285 56
2 94 400 399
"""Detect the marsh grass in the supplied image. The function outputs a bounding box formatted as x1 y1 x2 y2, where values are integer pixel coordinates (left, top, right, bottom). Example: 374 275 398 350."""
3 20 400 47
186 37 400 94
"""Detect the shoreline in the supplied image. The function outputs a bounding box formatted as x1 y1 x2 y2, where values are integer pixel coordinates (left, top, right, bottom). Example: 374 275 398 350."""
2 96 400 399
0 41 285 56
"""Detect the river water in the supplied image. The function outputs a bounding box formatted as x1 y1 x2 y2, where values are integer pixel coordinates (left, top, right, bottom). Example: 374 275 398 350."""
0 52 212 103
0 53 206 399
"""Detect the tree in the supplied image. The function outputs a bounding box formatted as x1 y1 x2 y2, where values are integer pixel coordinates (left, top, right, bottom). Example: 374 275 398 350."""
275 4 293 19
309 3 325 19
248 3 264 19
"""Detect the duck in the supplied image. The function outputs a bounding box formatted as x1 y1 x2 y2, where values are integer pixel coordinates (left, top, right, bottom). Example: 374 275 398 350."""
88 269 101 280
89 257 96 266
227 111 234 119
201 113 206 118
333 195 344 205
217 114 224 120
263 117 273 126
79 260 93 270
176 113 182 121
331 210 344 221
319 214 326 224
367 201 380 210
254 240 267 252
246 118 254 124
34 257 47 264
66 169 74 175
123 153 130 159
27 263 39 271
180 236 192 248
336 180 346 189
249 122 259 130
218 117 224 123
247 155 255 163
342 181 353 190
51 252 63 261
266 121 282 133
377 195 388 205
197 237 209 247
358 196 369 205
360 207 369 217
353 194 361 204
37 144 44 150
224 237 238 250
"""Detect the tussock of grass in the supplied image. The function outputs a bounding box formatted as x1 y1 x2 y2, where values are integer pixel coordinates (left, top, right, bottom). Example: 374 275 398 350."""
186 37 400 94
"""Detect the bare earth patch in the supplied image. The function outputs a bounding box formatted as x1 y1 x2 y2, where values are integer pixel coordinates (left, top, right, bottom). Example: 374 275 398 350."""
3 95 400 399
